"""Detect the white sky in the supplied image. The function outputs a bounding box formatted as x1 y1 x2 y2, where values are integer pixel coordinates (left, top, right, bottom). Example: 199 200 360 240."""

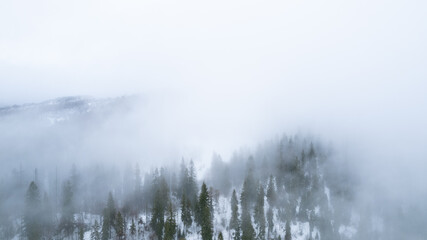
1 0 427 198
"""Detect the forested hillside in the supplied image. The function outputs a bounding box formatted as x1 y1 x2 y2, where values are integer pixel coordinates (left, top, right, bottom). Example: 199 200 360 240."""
1 134 364 240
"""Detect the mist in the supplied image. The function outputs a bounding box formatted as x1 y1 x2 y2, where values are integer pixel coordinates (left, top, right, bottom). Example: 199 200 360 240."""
1 0 427 239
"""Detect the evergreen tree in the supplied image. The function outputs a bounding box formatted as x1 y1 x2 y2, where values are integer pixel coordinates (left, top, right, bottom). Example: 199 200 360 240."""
229 189 240 231
91 220 101 240
179 159 189 197
164 202 177 240
78 224 84 240
59 180 75 238
266 175 276 207
266 208 274 238
241 182 255 240
41 192 54 239
130 218 136 239
24 181 41 240
150 189 166 239
254 186 265 240
181 193 192 231
134 163 142 213
234 224 242 240
218 232 224 240
115 211 125 240
101 209 110 240
107 192 116 234
188 160 198 203
199 183 213 240
284 221 291 240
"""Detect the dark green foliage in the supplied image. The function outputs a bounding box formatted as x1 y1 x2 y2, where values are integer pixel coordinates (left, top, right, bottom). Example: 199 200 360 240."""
267 208 274 237
241 158 257 207
91 220 101 240
41 192 54 239
115 211 125 240
130 218 136 237
78 224 84 240
266 175 276 207
107 192 116 231
164 202 177 240
59 180 75 237
285 221 291 240
150 172 169 240
102 209 110 240
241 182 255 240
218 231 224 240
150 190 165 239
199 183 213 240
254 186 265 240
179 160 198 206
234 224 241 240
24 181 42 240
181 193 192 231
229 189 240 231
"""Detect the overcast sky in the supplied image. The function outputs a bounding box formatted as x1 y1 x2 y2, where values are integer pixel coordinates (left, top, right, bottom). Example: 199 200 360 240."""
1 0 427 200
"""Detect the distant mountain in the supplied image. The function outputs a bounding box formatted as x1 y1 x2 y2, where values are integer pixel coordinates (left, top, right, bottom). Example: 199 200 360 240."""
0 95 138 124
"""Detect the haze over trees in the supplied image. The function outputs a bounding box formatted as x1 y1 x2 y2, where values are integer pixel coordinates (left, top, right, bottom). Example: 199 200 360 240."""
0 130 369 240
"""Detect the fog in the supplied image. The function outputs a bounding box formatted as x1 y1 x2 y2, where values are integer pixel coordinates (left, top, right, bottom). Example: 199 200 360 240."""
1 0 427 239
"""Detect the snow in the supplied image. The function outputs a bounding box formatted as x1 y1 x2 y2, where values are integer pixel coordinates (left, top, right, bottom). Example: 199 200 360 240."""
324 186 334 212
339 224 357 239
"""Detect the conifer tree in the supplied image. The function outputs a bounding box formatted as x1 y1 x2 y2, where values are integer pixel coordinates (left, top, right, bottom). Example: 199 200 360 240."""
130 218 136 239
107 192 116 233
241 181 255 240
218 232 224 240
229 189 240 232
101 209 110 240
199 183 213 240
164 202 177 240
91 220 101 240
284 221 291 240
24 181 41 240
78 224 84 240
254 186 266 240
150 188 166 239
266 175 276 207
59 180 75 238
181 193 192 231
115 211 125 240
188 160 198 203
41 192 54 239
267 208 274 238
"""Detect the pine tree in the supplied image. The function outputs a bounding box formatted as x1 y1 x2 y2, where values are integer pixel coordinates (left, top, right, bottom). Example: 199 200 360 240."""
254 186 265 240
134 163 142 213
199 183 213 240
24 181 42 240
181 193 192 231
229 189 240 232
130 218 136 239
266 208 274 238
79 224 84 240
59 180 75 238
115 211 125 240
107 192 116 235
164 202 177 240
241 181 255 240
284 221 291 240
41 192 54 239
150 188 165 239
266 175 276 207
218 232 224 240
188 160 198 203
102 209 110 240
91 220 101 240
